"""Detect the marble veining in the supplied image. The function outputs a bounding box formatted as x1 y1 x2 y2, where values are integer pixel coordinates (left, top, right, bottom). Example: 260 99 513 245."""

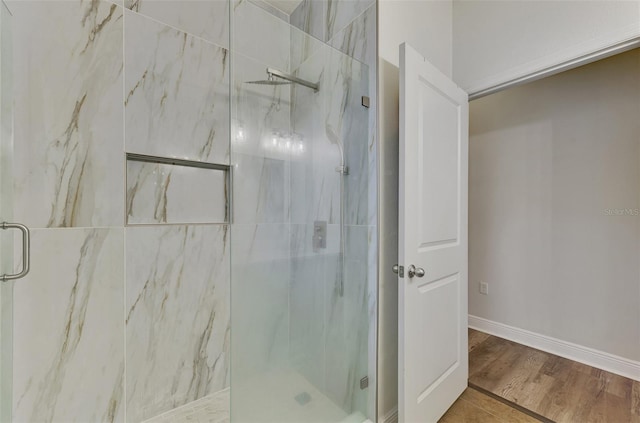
328 4 375 68
325 0 374 43
125 10 230 164
13 228 124 422
142 388 229 423
12 0 124 228
291 0 374 43
126 225 230 422
290 0 325 42
125 0 229 49
325 48 369 226
126 160 228 225
290 43 369 225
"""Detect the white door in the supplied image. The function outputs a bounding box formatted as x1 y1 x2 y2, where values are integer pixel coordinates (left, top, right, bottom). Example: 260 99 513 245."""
398 43 469 423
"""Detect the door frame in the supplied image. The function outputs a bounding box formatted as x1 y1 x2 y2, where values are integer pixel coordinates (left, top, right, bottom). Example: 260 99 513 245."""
375 30 640 423
468 37 640 100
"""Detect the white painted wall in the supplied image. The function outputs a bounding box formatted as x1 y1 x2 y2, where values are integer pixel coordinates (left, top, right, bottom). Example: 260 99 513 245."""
469 49 640 362
377 1 453 420
453 0 640 94
379 0 452 74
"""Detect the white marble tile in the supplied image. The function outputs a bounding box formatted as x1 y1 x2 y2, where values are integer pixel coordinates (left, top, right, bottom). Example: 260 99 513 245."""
366 225 377 420
323 225 370 413
126 0 229 49
289 224 326 391
232 153 289 224
324 47 370 226
143 388 229 423
231 52 293 224
125 10 230 165
325 0 374 42
290 0 325 42
290 45 370 226
11 0 124 228
126 225 230 422
230 224 290 384
12 228 124 422
290 23 325 76
231 53 291 157
126 160 228 224
232 0 291 71
328 4 375 68
290 46 341 225
327 5 377 228
248 0 289 23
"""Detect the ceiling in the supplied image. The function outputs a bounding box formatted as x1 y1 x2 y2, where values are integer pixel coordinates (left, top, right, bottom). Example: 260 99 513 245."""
263 0 304 15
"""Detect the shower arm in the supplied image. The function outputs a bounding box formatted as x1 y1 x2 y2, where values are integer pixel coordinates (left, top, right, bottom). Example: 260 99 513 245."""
267 68 320 92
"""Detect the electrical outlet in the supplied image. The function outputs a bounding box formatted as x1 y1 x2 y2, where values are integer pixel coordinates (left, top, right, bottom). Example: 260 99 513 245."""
479 282 489 295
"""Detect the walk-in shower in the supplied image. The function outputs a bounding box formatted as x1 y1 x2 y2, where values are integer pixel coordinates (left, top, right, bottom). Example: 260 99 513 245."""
0 0 377 421
231 1 375 421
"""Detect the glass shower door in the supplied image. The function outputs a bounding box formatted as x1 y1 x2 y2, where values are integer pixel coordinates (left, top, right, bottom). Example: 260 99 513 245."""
230 2 374 421
0 2 13 421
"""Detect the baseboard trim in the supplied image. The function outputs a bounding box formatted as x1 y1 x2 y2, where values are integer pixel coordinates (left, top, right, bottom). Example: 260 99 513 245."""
469 315 640 382
381 407 398 423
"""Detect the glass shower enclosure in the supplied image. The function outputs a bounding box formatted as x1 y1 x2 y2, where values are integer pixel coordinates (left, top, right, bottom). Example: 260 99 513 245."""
230 2 375 422
0 3 12 421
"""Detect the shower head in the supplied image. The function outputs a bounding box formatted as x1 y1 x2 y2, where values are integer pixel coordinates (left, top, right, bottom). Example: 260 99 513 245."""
246 74 292 86
245 67 319 92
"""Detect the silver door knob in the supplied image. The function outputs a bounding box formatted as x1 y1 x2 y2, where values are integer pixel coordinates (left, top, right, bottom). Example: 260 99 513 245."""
407 265 425 278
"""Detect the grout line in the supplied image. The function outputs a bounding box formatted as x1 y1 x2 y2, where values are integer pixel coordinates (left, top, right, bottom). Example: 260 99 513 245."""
124 6 230 52
467 383 555 423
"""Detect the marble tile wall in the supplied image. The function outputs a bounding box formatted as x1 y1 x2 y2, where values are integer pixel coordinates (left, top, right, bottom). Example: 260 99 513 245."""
125 0 229 48
288 41 372 414
7 0 376 421
233 0 291 71
126 161 228 225
11 0 124 229
124 9 230 165
126 225 230 422
288 2 378 419
8 0 232 422
13 228 124 422
290 0 375 44
229 4 294 414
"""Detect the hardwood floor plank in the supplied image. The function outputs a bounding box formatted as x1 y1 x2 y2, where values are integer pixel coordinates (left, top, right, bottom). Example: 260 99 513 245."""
469 328 491 352
466 385 550 423
632 381 640 417
439 388 540 423
469 329 640 423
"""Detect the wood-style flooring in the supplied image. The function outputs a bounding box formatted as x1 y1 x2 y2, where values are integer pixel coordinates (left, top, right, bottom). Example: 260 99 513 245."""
468 329 640 423
439 387 541 422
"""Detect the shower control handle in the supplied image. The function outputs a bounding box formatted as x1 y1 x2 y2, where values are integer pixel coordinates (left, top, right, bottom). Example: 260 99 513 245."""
407 265 425 278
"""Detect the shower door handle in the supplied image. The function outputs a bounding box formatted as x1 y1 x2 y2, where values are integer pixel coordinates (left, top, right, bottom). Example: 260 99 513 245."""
1 222 30 282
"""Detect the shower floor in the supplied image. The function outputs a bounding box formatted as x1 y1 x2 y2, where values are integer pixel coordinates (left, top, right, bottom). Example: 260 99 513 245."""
143 369 370 423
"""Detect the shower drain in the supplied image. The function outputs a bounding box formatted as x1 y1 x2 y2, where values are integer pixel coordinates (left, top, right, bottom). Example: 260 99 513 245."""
294 392 312 406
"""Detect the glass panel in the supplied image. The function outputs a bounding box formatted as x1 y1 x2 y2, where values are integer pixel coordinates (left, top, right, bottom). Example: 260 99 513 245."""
0 2 13 421
230 2 372 421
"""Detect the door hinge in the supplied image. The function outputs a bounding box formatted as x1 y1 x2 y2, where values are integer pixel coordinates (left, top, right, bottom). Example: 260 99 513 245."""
360 376 369 390
361 96 370 108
